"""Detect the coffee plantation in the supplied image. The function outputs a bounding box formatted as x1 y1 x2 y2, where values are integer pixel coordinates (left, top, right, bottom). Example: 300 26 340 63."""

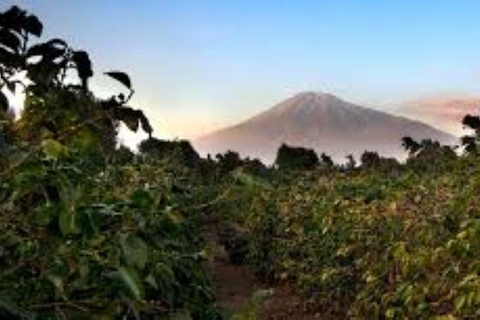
4 5 480 320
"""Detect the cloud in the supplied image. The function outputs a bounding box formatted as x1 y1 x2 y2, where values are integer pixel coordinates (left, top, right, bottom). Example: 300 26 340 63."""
398 95 480 136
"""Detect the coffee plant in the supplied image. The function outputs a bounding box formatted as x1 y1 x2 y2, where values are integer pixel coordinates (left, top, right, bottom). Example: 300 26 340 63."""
0 6 221 319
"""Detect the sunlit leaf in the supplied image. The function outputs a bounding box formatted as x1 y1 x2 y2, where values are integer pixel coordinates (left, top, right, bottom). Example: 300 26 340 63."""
118 267 143 299
42 139 67 159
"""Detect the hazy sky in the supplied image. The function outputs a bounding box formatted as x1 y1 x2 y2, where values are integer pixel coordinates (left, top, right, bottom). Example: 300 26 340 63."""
4 1 480 139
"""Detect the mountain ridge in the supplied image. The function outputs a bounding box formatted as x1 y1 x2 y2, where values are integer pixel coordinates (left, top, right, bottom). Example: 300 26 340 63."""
194 92 457 163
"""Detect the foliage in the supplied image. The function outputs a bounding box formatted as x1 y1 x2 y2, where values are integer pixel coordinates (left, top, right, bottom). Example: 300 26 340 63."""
275 143 319 170
320 152 334 169
139 137 201 168
461 114 480 155
213 155 480 318
6 4 480 320
360 150 400 173
0 6 221 319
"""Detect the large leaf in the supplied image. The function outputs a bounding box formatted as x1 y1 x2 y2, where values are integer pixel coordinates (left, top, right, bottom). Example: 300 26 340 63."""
115 106 153 135
0 46 18 66
105 71 132 90
27 60 62 85
24 14 43 37
140 113 153 136
27 39 67 60
0 29 21 52
118 267 144 299
0 6 25 33
120 234 149 270
72 50 93 87
115 106 141 132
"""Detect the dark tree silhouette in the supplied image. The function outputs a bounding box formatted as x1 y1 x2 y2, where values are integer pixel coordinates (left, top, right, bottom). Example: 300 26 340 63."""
139 137 200 167
461 114 480 155
360 151 399 172
275 143 319 170
345 154 356 170
402 136 421 156
215 150 244 174
320 152 334 168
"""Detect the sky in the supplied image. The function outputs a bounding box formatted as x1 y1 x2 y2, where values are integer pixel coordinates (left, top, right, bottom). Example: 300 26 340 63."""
4 0 480 140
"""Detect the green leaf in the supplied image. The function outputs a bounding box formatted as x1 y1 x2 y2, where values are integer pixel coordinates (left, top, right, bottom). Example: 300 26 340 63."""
34 204 54 226
118 267 143 299
105 71 132 90
455 295 467 311
77 208 101 234
120 234 149 270
46 274 65 297
59 206 77 235
145 274 158 290
131 189 153 210
42 139 67 159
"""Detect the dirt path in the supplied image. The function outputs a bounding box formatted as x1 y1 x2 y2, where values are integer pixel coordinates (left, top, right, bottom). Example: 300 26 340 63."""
203 219 322 319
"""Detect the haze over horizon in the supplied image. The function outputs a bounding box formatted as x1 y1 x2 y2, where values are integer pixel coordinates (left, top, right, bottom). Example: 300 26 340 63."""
4 1 480 142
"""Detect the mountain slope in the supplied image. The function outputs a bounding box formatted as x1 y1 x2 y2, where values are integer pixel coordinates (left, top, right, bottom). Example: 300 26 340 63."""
194 92 457 163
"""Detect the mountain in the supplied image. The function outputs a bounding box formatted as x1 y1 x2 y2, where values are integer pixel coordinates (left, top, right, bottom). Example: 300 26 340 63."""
193 92 457 163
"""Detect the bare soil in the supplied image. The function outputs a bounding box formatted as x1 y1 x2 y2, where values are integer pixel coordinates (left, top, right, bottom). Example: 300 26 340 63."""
203 219 327 319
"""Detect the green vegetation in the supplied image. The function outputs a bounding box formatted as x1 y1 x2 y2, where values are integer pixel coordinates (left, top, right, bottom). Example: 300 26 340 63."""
4 5 480 320
0 6 220 319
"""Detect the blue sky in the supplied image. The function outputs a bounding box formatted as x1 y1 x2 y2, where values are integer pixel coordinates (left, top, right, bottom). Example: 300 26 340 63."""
4 1 480 138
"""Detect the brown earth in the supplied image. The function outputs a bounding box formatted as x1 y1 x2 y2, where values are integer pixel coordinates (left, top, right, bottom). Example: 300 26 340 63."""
203 219 330 319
